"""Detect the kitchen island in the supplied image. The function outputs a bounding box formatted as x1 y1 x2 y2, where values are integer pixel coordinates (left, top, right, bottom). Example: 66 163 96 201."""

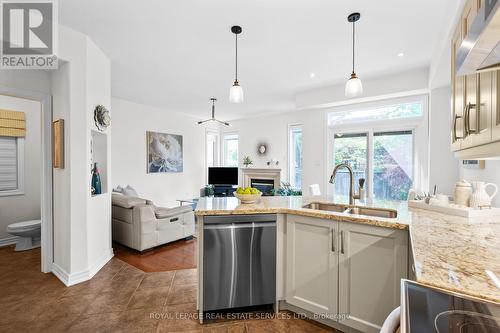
195 195 500 331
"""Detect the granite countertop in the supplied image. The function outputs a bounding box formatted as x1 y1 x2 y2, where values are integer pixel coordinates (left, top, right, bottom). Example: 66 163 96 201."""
195 195 500 304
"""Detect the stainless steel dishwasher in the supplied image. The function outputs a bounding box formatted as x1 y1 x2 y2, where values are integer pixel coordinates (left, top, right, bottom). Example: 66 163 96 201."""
203 214 276 312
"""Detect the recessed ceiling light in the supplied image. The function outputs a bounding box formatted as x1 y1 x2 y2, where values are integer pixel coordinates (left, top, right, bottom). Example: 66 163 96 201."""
310 72 315 78
397 52 405 57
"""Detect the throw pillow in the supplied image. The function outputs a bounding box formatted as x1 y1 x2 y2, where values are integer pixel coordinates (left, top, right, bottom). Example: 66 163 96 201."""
122 185 139 197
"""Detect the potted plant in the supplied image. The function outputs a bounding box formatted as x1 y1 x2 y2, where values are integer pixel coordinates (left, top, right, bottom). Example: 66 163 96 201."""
243 156 253 168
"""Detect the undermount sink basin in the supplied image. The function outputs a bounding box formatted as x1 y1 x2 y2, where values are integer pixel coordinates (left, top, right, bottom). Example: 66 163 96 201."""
303 202 398 219
344 207 398 219
302 202 348 213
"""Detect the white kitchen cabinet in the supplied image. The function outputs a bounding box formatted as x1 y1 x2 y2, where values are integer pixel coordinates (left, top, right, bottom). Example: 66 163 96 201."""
286 215 338 316
451 24 464 152
493 71 500 142
285 215 408 333
450 0 500 158
464 71 493 148
338 222 408 333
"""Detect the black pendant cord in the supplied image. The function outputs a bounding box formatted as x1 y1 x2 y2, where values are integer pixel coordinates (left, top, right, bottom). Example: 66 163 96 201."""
235 33 238 82
211 99 215 119
352 20 355 74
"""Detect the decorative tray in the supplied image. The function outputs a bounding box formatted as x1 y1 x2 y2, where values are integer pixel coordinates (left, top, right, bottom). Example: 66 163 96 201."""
408 200 500 218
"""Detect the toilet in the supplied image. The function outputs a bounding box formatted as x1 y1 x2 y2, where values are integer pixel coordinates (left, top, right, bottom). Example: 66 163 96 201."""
6 220 41 251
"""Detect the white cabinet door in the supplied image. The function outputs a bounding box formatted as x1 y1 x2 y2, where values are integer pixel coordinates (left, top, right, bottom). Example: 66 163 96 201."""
338 222 408 333
286 215 338 316
492 71 500 142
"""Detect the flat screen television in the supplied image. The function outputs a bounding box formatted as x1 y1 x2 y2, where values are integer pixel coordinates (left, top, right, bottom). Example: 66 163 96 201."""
208 167 238 186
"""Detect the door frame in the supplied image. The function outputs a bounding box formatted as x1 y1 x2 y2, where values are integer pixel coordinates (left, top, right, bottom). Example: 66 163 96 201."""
0 85 53 273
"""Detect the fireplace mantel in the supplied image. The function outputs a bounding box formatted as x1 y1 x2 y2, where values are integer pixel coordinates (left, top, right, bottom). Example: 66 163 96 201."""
241 168 281 189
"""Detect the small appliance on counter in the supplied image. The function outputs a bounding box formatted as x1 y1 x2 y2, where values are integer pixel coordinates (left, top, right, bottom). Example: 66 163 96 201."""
401 280 500 333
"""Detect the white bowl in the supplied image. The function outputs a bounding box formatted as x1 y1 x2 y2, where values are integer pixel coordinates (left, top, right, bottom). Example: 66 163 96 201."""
233 191 262 204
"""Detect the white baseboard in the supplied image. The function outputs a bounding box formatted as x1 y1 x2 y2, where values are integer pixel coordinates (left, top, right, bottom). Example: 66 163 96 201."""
0 236 18 247
52 248 114 286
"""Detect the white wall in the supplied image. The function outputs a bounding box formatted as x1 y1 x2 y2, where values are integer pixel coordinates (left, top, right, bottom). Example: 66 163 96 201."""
429 86 459 195
86 38 112 272
226 110 325 193
50 25 113 284
0 95 41 240
210 112 326 192
111 98 206 207
296 67 429 110
460 161 500 207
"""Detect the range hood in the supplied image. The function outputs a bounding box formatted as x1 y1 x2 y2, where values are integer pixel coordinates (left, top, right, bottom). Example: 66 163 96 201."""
456 0 500 76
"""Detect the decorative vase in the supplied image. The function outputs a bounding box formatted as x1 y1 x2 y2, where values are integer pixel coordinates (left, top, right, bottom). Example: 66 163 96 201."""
469 181 498 208
91 162 102 195
454 180 473 206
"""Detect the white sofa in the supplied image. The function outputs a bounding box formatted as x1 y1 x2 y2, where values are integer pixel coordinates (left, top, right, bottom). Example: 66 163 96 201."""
112 194 195 251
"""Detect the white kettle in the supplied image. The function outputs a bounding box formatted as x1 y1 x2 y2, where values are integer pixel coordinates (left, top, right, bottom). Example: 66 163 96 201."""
469 181 498 208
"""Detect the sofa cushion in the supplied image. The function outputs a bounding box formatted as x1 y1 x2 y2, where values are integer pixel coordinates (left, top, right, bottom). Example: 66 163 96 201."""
112 205 134 223
112 193 146 208
155 205 193 219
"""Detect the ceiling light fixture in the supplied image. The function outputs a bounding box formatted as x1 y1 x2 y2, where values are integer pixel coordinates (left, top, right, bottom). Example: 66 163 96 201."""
398 52 405 57
197 98 230 126
345 12 363 98
229 25 244 103
310 72 316 78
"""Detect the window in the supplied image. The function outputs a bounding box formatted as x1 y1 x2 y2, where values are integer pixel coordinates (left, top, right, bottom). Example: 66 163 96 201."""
333 133 367 197
329 97 428 202
288 125 303 189
328 101 423 126
0 136 24 195
373 131 413 200
206 130 219 168
223 133 238 167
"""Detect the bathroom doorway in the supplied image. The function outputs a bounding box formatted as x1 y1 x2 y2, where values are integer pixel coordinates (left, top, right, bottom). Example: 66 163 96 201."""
0 87 53 273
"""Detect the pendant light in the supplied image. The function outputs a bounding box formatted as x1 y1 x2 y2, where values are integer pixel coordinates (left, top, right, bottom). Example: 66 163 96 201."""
197 98 231 126
229 25 244 103
345 13 363 98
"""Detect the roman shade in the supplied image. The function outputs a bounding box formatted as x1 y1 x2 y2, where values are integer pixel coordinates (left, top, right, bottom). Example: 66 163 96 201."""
0 110 26 137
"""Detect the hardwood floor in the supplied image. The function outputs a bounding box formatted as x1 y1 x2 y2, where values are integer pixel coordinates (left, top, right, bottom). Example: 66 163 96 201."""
113 238 196 272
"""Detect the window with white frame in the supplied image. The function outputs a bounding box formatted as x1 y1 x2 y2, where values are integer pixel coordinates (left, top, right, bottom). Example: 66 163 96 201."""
329 96 428 201
0 136 24 195
223 133 239 167
206 130 219 168
288 125 303 189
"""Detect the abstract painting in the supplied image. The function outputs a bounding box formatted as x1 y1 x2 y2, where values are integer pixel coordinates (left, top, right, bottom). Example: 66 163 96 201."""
147 131 183 173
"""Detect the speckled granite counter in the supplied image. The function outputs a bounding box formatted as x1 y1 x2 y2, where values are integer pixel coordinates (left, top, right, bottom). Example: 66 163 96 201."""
195 196 500 304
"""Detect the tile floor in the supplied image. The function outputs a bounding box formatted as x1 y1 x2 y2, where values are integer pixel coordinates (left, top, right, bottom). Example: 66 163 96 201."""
0 245 340 332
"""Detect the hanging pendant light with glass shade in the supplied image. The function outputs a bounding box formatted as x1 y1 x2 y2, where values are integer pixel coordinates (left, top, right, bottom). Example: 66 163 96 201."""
345 13 363 98
229 25 244 103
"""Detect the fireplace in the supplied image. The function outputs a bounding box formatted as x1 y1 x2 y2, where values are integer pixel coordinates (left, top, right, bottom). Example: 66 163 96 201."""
241 168 281 196
250 178 275 196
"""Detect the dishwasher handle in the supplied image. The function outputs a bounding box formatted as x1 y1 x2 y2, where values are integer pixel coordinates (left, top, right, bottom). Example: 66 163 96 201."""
204 222 276 230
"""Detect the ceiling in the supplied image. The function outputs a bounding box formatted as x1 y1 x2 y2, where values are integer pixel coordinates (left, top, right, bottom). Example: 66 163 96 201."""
59 0 454 120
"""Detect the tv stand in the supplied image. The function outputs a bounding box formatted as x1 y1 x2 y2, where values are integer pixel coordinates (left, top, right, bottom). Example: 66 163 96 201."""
213 185 236 197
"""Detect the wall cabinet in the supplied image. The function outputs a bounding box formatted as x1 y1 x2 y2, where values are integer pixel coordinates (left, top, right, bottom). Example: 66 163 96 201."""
450 0 500 158
451 24 464 152
285 215 408 333
493 72 500 141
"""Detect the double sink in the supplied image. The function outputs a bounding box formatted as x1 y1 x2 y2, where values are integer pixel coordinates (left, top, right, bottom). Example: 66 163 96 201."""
302 202 398 219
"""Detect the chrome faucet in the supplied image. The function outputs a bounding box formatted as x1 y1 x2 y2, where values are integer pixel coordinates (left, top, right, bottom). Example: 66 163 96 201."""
329 163 364 205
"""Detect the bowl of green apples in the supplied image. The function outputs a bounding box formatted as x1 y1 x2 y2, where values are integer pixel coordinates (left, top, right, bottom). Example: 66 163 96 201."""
234 187 262 204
